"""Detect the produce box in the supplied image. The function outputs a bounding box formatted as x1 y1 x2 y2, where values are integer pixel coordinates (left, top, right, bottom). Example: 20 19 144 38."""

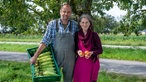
27 44 61 82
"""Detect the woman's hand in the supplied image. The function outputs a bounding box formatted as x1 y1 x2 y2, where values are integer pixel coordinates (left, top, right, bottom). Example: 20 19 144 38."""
85 51 93 59
77 50 84 57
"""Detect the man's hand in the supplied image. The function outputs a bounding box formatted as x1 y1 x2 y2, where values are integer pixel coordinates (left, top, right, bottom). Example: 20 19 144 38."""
30 55 37 64
30 43 46 64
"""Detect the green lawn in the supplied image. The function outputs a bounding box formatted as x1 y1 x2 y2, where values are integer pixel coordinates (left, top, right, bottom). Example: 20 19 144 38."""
0 60 31 82
100 34 146 46
101 47 146 62
0 34 42 42
0 44 38 52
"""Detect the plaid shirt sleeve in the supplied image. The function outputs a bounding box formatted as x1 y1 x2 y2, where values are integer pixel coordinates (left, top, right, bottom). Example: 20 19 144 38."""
41 20 56 46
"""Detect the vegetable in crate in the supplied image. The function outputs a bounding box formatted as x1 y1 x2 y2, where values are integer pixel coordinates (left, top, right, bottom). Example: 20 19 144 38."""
34 52 57 76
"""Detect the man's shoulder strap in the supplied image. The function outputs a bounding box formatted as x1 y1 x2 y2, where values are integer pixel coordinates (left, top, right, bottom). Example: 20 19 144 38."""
56 19 59 32
69 20 72 31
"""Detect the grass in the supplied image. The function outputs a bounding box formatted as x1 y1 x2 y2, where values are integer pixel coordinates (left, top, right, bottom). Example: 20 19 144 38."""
1 34 146 46
98 72 146 82
100 34 146 46
0 60 32 82
0 34 42 42
0 60 146 82
0 44 38 52
101 47 146 62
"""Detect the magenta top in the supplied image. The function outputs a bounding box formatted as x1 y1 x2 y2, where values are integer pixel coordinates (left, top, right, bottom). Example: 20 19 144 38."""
75 29 103 57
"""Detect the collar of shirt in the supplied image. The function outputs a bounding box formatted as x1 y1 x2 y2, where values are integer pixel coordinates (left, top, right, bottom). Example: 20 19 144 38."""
58 19 71 33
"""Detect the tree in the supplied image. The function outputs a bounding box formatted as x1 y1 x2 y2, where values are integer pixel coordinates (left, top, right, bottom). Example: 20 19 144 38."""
0 0 114 34
118 19 132 36
1 0 145 35
0 0 60 34
0 0 33 34
115 0 146 35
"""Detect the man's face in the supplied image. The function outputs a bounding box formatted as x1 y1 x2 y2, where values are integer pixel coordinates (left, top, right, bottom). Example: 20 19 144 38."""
60 5 72 21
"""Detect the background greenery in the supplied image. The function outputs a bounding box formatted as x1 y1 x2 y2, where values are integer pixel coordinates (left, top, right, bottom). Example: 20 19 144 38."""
0 0 146 36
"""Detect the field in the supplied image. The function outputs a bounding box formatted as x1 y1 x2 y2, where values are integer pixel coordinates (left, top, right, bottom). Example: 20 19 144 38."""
0 34 42 42
0 34 146 46
101 47 146 62
100 34 146 46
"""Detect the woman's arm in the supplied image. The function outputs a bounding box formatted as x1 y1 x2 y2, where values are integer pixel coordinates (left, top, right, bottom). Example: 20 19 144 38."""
92 32 103 56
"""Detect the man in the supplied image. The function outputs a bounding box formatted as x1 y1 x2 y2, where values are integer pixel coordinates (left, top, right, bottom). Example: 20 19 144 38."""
30 2 78 82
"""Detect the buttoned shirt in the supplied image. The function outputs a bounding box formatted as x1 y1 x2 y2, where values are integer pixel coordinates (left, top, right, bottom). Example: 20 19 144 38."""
41 19 78 47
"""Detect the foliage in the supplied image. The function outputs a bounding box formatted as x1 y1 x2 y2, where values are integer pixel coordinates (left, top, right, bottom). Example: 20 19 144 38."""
92 14 119 33
115 0 146 36
0 0 60 34
0 0 118 34
0 0 33 34
0 0 146 35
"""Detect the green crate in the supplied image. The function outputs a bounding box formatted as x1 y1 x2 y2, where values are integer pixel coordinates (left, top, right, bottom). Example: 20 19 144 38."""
27 44 61 82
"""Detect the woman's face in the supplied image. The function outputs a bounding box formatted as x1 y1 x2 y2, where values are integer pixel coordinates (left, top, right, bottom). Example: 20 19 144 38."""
80 17 90 31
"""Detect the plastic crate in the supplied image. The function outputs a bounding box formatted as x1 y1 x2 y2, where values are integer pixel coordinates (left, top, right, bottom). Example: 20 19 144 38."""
27 44 61 82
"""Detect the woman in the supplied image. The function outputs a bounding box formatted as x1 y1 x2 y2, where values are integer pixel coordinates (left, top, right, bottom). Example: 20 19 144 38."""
73 14 103 82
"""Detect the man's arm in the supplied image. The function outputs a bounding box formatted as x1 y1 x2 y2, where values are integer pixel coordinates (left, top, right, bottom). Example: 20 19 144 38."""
30 20 54 64
30 42 46 64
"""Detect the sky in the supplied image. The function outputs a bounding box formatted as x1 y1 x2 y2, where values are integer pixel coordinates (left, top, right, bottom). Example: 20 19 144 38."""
105 5 127 20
